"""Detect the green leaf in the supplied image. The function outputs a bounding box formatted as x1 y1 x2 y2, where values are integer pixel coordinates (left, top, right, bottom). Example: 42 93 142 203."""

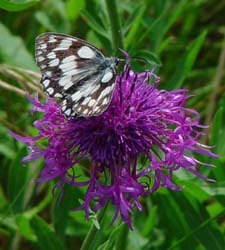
209 107 225 181
0 143 15 159
127 227 149 250
201 182 225 197
34 0 70 33
16 214 36 241
0 187 7 210
81 9 109 39
153 191 195 250
31 215 64 250
51 184 82 241
132 49 162 67
124 6 145 49
151 0 188 53
165 30 207 89
66 0 85 21
134 12 165 52
115 223 129 250
97 223 125 250
165 191 225 250
0 214 17 231
0 0 38 12
182 181 209 201
0 22 37 70
210 107 225 154
141 205 157 238
7 146 29 213
34 11 56 31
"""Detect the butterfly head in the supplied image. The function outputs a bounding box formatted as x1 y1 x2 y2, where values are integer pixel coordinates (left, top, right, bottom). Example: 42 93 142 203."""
104 57 123 67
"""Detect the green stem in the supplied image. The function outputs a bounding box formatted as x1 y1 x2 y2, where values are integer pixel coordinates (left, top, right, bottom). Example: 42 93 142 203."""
105 0 124 53
80 202 109 250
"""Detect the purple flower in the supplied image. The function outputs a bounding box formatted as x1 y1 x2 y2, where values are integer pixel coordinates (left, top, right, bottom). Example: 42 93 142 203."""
9 64 217 228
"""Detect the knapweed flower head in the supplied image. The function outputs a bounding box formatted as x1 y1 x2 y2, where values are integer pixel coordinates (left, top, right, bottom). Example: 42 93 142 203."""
10 63 217 228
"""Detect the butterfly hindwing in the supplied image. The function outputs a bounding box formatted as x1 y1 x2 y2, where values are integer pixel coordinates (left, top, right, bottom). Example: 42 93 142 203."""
35 32 118 117
62 68 116 116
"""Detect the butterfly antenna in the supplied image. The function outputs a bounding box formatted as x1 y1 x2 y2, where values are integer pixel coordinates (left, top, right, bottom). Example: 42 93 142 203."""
117 49 157 66
118 48 130 63
130 56 149 64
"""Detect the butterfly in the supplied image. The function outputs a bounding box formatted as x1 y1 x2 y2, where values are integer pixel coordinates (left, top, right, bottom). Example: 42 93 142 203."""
35 32 121 117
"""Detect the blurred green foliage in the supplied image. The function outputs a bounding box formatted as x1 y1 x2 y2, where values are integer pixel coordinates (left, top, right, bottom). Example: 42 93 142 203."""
0 0 224 250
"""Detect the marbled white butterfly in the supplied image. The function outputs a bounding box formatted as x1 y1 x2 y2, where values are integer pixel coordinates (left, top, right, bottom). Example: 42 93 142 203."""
35 33 121 117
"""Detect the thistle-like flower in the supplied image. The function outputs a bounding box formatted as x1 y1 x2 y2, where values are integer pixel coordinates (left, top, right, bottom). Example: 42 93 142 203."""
10 64 216 228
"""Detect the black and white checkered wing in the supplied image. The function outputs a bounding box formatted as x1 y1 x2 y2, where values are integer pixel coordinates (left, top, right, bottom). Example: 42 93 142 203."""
35 33 117 117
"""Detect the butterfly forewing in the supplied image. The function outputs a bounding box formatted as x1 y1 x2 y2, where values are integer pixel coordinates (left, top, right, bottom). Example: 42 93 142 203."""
35 32 117 117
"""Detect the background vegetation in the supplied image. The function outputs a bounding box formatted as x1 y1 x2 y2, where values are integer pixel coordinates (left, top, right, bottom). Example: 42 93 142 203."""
0 0 224 249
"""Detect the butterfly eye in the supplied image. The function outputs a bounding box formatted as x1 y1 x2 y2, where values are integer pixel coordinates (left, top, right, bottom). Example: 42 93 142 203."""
35 32 120 117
